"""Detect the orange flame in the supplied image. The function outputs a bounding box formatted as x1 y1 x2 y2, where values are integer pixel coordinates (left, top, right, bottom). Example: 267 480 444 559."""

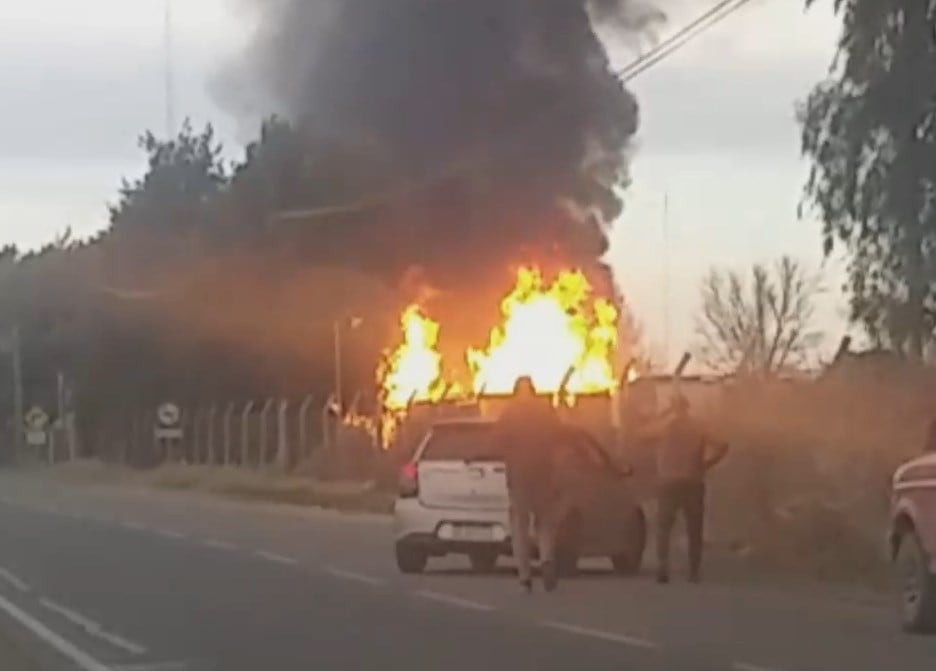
378 305 446 411
466 267 618 396
378 267 621 420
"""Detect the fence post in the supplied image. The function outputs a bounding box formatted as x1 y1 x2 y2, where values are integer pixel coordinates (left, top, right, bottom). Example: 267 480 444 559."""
152 409 164 465
139 409 149 466
192 408 202 465
131 411 141 467
48 425 56 466
258 398 274 468
277 399 289 470
223 403 235 466
298 395 314 463
122 414 132 466
321 398 334 454
240 401 255 468
66 412 77 462
206 405 217 466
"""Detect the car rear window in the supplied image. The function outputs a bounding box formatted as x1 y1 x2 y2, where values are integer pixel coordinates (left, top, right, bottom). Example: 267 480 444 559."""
420 424 500 461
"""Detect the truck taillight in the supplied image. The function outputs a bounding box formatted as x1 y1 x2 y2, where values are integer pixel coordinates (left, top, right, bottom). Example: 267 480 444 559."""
399 462 419 498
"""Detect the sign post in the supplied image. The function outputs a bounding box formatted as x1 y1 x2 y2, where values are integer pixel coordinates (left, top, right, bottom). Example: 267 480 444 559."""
20 405 50 463
24 405 49 451
154 402 183 463
8 327 24 462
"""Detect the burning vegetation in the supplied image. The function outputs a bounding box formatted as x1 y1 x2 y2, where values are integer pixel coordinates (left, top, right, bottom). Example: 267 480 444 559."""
379 305 448 412
377 266 627 444
466 267 619 396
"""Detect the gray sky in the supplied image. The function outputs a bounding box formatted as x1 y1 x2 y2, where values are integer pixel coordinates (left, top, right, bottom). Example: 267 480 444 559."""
0 0 848 367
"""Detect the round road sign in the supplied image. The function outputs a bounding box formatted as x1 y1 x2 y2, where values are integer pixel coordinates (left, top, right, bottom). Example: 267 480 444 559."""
24 406 49 431
157 402 181 427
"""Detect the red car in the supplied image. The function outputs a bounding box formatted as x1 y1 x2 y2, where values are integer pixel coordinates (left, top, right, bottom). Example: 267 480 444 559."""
890 447 936 633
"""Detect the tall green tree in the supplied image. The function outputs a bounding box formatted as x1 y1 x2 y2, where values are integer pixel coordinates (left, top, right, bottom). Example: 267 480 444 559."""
226 117 307 232
799 0 936 357
110 121 228 232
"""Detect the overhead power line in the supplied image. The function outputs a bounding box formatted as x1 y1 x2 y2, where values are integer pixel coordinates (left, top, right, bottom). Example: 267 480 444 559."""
620 0 755 82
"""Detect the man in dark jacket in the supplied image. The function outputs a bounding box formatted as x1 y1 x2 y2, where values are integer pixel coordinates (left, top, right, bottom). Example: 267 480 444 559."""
651 394 728 584
494 376 563 593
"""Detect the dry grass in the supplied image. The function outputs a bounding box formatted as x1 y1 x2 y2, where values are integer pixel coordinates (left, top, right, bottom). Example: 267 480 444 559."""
50 460 394 514
699 368 931 587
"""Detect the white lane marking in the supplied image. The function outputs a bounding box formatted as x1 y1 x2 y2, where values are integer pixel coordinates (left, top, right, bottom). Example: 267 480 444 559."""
120 521 147 532
255 551 299 566
202 538 237 551
541 621 660 651
0 592 111 671
40 598 148 656
734 663 784 671
414 590 495 612
112 662 192 671
325 566 386 586
0 566 30 593
155 529 186 540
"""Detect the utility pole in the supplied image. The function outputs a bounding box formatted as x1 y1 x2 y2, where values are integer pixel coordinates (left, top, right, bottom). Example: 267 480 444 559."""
11 326 23 463
662 193 672 370
333 320 343 416
332 317 363 417
57 371 65 424
56 370 66 463
164 0 176 138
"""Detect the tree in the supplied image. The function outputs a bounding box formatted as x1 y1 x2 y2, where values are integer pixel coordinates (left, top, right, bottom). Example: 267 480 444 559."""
695 257 823 375
109 121 228 233
799 0 936 357
226 117 308 232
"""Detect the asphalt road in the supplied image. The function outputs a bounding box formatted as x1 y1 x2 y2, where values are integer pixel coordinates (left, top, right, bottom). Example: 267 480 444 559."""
0 474 933 671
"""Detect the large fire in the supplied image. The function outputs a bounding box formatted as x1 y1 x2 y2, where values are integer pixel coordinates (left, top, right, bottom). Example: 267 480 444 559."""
378 305 447 411
378 267 620 418
467 267 618 395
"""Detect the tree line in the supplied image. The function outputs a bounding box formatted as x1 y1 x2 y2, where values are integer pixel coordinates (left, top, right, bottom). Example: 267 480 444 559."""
0 114 631 460
0 119 408 459
3 0 931 459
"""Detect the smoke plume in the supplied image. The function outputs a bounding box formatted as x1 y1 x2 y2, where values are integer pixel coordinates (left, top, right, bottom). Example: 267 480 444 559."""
223 0 662 296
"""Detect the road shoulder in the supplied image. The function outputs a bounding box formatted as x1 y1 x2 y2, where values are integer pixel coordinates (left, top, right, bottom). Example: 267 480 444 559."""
0 621 43 671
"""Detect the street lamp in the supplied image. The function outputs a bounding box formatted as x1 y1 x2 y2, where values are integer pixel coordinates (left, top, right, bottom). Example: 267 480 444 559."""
333 316 363 415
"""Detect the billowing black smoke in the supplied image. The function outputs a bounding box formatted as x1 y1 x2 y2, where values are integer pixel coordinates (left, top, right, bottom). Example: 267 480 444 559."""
225 0 661 296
